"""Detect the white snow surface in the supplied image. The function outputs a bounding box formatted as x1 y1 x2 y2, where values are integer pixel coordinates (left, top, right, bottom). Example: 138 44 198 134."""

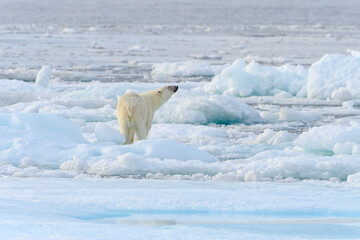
307 54 360 99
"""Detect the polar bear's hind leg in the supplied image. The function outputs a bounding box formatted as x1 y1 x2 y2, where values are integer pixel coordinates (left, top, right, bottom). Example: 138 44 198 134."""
119 123 132 144
129 129 135 144
135 124 147 141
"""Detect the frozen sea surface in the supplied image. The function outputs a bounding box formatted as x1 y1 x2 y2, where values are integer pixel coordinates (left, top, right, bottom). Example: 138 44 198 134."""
1 0 360 239
1 178 360 240
1 0 360 82
2 0 360 27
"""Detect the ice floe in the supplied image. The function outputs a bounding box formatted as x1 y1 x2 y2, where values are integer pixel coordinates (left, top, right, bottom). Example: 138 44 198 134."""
294 122 360 155
0 113 87 167
1 52 360 181
307 54 360 99
151 61 223 78
347 172 360 183
154 91 263 125
279 107 322 122
204 59 307 97
35 65 51 87
94 122 125 144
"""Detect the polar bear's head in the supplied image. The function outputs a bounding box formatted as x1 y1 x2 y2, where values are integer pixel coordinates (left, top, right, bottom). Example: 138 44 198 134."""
156 85 178 103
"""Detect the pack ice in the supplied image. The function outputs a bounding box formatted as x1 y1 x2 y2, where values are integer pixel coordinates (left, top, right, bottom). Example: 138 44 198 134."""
204 53 360 100
1 53 360 182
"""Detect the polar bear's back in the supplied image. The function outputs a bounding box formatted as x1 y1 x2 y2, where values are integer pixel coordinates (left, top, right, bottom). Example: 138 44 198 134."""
117 92 148 129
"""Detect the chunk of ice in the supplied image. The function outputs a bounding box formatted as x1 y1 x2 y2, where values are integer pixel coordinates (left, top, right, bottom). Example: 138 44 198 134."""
35 65 51 87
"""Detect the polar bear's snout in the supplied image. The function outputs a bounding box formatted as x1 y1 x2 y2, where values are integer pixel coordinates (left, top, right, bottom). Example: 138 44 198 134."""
166 85 178 93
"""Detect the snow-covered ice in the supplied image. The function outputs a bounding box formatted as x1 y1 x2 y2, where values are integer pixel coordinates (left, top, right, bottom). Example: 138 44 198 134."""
94 122 126 144
348 172 360 183
2 178 360 240
204 59 307 97
307 54 360 99
35 65 51 87
1 0 360 238
279 107 322 122
151 60 223 79
0 53 360 180
295 123 360 155
205 53 360 101
154 92 263 124
128 44 150 53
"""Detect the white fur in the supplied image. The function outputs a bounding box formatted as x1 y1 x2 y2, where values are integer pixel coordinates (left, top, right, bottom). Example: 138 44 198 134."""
116 86 177 144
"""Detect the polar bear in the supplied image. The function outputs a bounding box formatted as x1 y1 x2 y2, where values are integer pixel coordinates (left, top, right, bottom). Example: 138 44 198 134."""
116 85 178 144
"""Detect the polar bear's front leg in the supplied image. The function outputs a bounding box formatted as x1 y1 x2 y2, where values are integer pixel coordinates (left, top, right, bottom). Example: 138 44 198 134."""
145 120 153 137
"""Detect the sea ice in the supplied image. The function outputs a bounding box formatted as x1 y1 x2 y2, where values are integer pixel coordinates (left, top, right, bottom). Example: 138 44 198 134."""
128 44 150 53
0 91 37 107
294 123 360 155
0 113 87 167
347 172 360 183
0 79 41 92
333 142 360 155
188 54 222 60
35 65 51 87
1 178 360 239
1 51 360 182
307 54 360 99
148 123 229 143
238 149 360 180
204 59 307 97
0 112 222 175
154 92 263 124
151 60 223 78
331 87 353 101
60 28 77 34
2 1 360 238
0 68 37 82
94 122 125 144
203 54 360 101
251 129 298 144
347 49 360 57
61 139 220 176
279 107 322 122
